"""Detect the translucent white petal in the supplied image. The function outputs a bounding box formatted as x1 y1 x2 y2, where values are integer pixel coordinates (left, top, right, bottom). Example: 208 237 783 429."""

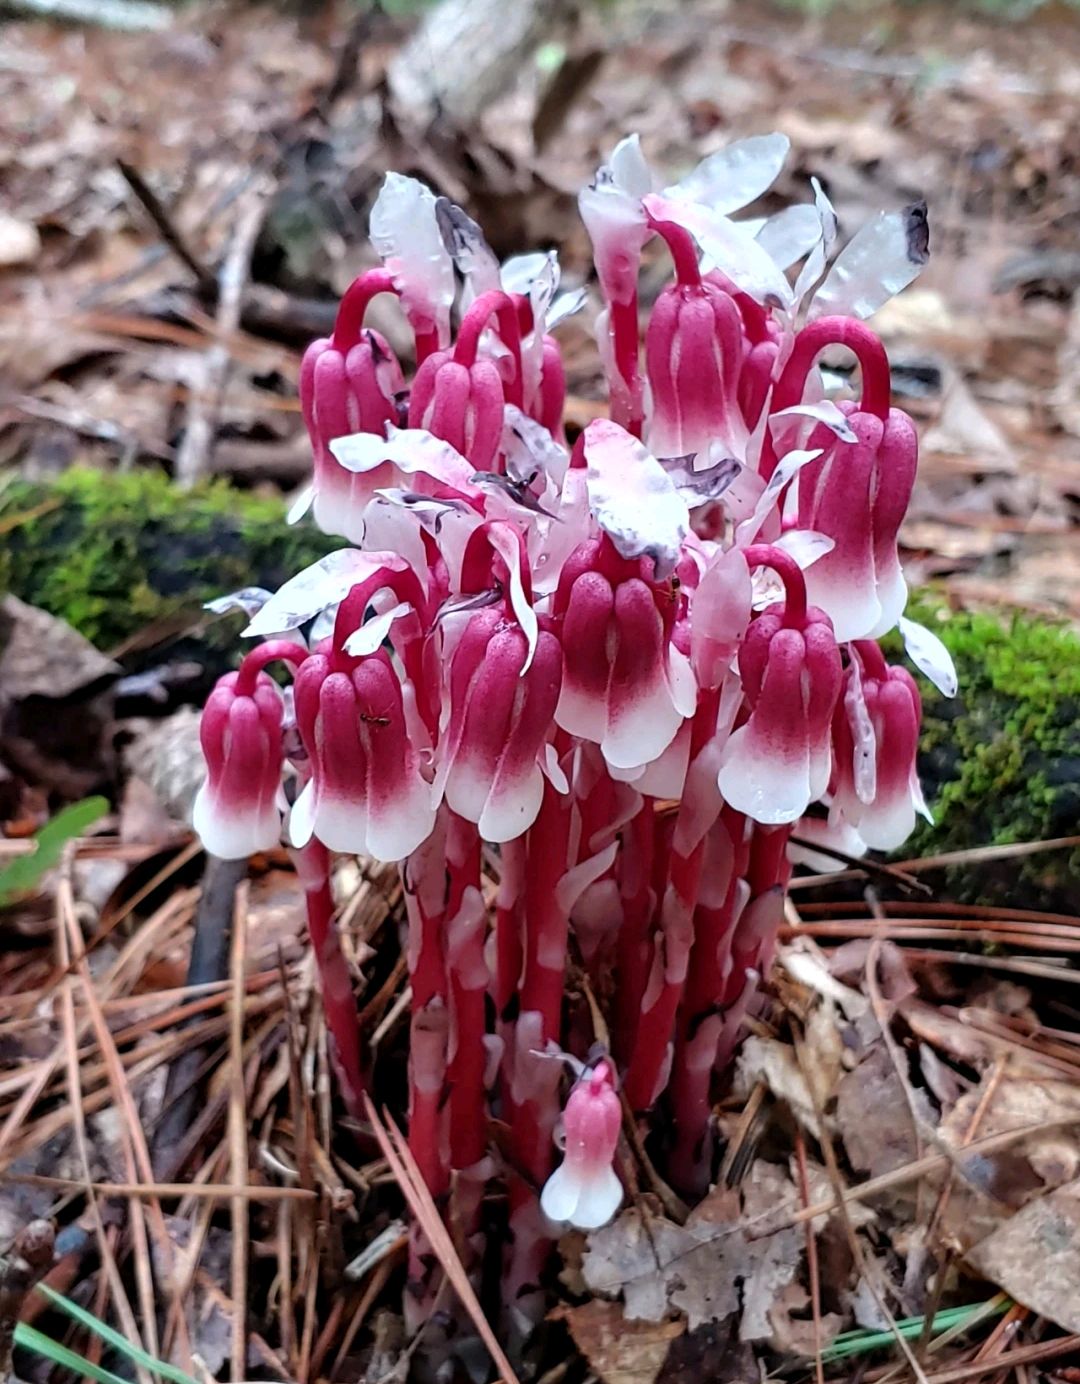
369 172 454 342
583 419 689 579
244 550 406 638
666 133 790 216
643 192 793 309
810 202 930 322
899 615 958 697
343 601 410 657
753 203 823 270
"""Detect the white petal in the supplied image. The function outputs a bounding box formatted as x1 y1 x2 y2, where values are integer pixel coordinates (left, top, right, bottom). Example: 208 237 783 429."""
735 448 823 547
369 172 454 342
193 785 279 861
899 615 958 697
643 192 793 309
569 1167 624 1230
773 528 835 570
810 202 929 322
666 133 790 216
244 550 407 637
583 419 689 579
610 132 653 197
539 1163 582 1226
770 401 858 445
753 203 823 270
343 601 410 657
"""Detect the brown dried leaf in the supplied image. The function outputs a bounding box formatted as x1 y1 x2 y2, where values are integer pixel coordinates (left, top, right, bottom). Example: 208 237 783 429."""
552 1299 684 1384
966 1178 1080 1332
835 1044 920 1180
583 1169 809 1339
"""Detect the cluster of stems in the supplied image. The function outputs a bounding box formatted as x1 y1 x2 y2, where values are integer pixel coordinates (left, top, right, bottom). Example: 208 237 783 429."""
193 139 944 1330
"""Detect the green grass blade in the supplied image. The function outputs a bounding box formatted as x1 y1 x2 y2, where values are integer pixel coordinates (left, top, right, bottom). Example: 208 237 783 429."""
34 1283 201 1384
14 1322 132 1384
820 1297 1009 1362
0 796 109 902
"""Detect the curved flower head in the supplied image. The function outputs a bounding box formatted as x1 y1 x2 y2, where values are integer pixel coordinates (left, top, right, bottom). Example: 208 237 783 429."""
718 546 843 824
643 214 750 466
408 291 523 473
300 272 406 543
832 643 926 850
291 648 435 862
796 405 918 642
193 669 285 860
540 1058 623 1230
433 606 563 843
554 536 695 772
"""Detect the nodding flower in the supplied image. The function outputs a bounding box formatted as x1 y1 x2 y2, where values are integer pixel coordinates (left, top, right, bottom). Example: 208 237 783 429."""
193 641 307 860
300 269 406 543
553 536 695 774
831 641 928 851
718 546 843 825
643 213 749 466
540 1058 623 1230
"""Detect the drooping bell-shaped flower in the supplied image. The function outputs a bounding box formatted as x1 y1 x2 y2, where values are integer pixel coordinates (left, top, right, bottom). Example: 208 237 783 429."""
291 647 435 862
408 290 523 473
718 546 843 824
300 269 406 542
764 316 918 642
554 535 695 772
831 641 927 850
193 641 307 860
644 213 749 465
433 605 563 842
540 1058 623 1230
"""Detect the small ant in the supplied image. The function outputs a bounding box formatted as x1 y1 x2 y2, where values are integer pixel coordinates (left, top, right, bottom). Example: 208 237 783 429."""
359 713 391 727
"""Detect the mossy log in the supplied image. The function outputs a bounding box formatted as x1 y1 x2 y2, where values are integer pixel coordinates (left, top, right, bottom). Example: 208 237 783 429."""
0 468 336 662
1 468 1077 905
900 603 1080 909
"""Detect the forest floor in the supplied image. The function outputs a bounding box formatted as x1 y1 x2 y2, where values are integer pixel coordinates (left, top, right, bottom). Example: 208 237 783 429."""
2 1 1080 1382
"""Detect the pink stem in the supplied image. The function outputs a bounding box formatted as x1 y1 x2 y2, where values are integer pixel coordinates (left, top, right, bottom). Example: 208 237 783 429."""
453 289 525 408
290 838 366 1117
646 212 702 287
614 801 657 1065
502 783 571 1332
667 808 749 1191
332 268 398 351
445 814 488 1175
623 832 705 1111
609 297 644 437
233 639 308 696
760 315 891 479
741 543 808 630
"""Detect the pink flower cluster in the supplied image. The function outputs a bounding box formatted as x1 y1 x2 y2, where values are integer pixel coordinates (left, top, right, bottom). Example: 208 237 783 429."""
194 135 956 1326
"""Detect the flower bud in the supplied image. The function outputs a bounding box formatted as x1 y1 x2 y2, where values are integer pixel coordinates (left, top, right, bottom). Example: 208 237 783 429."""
831 644 926 850
540 1058 623 1230
645 280 749 464
718 596 842 825
291 649 435 862
434 607 563 843
193 670 284 860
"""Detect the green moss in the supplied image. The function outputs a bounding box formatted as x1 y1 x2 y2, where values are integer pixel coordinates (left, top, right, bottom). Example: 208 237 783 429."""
0 467 337 654
897 597 1080 907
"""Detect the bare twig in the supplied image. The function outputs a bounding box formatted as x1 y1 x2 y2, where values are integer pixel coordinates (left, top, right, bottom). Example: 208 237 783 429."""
229 881 251 1383
363 1095 521 1384
175 185 271 487
1 0 169 29
117 160 216 293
